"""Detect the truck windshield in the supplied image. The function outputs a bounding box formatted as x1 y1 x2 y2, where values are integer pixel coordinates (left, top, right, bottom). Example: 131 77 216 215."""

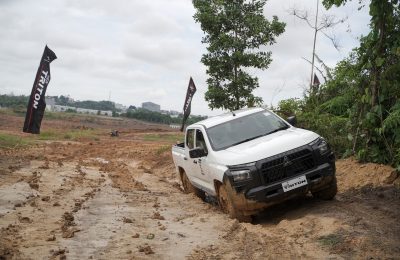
207 110 289 151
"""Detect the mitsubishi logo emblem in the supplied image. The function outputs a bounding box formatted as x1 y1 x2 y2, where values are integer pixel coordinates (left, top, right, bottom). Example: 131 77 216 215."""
283 156 292 167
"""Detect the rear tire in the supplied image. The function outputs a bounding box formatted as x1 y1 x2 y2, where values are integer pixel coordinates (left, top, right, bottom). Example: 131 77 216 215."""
181 171 206 201
312 178 338 200
181 171 195 194
218 183 252 223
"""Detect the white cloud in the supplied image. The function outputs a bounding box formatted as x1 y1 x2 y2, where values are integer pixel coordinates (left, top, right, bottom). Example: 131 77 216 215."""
0 0 370 116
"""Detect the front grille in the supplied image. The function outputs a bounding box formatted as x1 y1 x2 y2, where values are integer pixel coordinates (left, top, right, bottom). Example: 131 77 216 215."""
259 147 315 185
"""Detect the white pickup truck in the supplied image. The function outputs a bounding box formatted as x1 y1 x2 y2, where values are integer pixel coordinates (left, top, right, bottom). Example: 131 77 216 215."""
172 107 337 221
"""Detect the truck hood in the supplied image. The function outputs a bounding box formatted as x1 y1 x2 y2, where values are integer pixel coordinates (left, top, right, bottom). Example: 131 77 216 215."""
214 127 319 166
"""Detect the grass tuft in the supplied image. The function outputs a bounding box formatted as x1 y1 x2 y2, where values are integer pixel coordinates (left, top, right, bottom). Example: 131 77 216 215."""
143 133 184 143
0 133 33 149
155 145 171 155
318 233 343 248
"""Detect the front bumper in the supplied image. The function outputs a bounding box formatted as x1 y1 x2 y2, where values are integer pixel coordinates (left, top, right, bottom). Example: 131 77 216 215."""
246 162 335 203
225 149 336 213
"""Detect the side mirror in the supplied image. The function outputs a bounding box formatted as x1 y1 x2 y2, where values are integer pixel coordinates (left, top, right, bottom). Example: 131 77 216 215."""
189 147 207 158
287 115 297 126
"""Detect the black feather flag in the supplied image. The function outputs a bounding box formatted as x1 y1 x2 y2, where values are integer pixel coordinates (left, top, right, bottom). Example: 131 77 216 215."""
313 73 320 87
180 77 197 132
23 45 57 134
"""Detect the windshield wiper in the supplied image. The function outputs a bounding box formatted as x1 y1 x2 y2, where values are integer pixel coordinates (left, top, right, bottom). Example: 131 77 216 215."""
230 134 265 147
229 125 289 148
264 125 289 136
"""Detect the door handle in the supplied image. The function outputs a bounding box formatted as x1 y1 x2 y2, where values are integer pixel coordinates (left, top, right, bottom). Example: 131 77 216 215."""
184 157 188 160
193 160 197 164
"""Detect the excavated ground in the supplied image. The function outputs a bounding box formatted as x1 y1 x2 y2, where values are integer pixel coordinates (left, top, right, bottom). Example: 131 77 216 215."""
0 112 399 259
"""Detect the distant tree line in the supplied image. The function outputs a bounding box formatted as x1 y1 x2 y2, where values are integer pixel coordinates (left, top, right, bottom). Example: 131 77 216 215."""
53 95 116 111
0 94 28 108
124 108 207 125
0 94 207 126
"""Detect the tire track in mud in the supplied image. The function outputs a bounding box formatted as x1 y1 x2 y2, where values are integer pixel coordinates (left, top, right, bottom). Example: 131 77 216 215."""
0 160 104 259
1 138 399 259
89 157 228 259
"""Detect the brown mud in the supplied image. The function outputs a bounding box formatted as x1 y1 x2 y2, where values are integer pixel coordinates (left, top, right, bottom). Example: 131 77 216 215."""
0 113 399 259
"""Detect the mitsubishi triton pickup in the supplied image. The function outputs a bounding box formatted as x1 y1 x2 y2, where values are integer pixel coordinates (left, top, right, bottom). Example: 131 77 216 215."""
172 107 337 221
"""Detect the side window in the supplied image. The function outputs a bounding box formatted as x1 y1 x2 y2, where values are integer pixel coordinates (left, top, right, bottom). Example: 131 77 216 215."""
195 129 208 154
186 129 195 149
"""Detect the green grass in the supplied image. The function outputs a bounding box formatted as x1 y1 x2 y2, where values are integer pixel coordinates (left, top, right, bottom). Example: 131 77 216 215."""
0 128 100 150
143 133 184 143
318 233 343 248
44 111 75 120
0 133 33 149
38 129 99 141
155 145 171 155
0 108 23 117
37 130 60 140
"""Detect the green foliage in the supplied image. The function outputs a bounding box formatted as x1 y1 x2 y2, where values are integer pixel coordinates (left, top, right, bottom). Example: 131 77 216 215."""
300 112 350 156
285 0 400 169
143 133 184 143
155 145 171 155
0 133 33 149
73 100 115 111
125 109 173 124
124 109 207 126
318 233 344 248
0 94 28 109
193 0 285 110
38 129 99 141
276 98 303 117
66 108 76 113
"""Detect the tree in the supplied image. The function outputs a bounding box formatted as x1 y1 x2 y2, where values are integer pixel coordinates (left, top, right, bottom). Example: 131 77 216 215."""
295 0 400 168
193 0 285 110
289 0 346 90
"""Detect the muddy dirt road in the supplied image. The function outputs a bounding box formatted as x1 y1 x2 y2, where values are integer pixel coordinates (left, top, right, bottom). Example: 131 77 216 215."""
1 112 399 259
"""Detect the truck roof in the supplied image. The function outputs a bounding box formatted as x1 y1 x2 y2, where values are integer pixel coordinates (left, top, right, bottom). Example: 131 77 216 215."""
190 107 265 129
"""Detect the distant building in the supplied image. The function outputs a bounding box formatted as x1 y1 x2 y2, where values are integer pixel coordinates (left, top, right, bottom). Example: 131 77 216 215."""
76 107 112 116
169 110 180 115
50 105 112 116
142 102 160 112
46 97 56 106
46 97 56 111
51 105 76 112
114 103 127 112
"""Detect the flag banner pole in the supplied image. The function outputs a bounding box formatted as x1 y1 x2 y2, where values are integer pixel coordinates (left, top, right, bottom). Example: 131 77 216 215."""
180 77 197 132
23 45 57 134
313 73 320 86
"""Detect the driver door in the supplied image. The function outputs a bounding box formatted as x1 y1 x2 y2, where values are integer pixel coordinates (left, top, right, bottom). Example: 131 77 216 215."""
192 129 213 191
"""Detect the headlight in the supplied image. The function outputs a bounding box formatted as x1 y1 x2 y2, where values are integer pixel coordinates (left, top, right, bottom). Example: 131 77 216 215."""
230 169 252 182
318 139 329 154
309 138 329 155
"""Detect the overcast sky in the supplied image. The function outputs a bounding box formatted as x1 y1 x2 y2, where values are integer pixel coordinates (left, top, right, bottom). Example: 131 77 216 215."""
0 0 370 116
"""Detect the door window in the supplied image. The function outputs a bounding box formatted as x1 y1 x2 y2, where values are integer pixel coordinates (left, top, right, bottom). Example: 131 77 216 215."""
195 129 208 155
186 129 195 149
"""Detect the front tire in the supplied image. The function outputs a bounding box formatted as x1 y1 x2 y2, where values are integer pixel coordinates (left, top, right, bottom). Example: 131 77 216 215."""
218 183 251 222
312 178 338 200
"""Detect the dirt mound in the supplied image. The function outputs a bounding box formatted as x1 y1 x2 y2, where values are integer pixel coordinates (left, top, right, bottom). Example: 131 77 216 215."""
336 157 399 190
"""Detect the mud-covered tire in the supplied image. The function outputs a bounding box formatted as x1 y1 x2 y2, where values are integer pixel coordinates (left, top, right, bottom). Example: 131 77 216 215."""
181 171 206 201
218 184 252 223
194 188 206 201
312 178 338 200
181 171 195 194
